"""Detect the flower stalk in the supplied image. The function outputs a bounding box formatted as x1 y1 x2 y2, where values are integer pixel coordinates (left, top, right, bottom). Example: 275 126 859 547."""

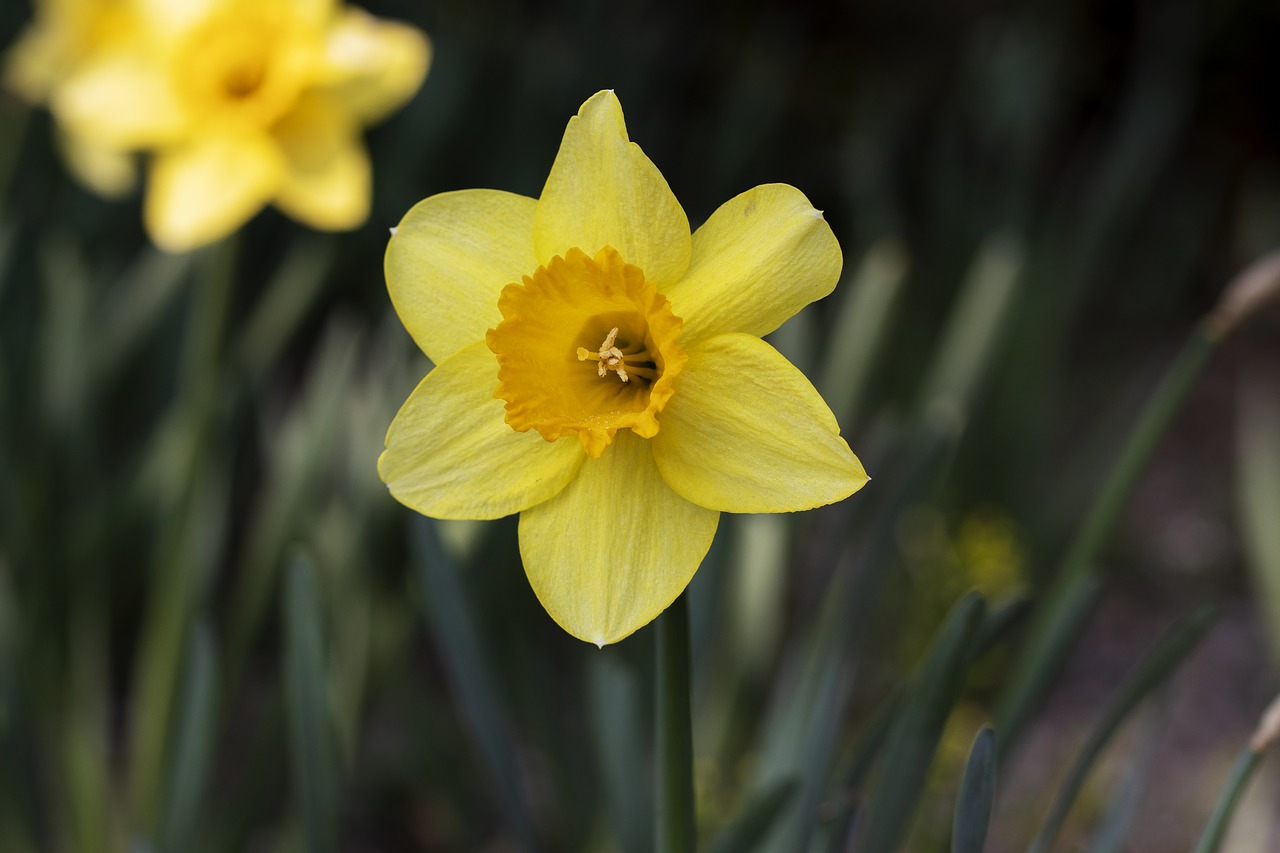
996 324 1216 744
656 594 695 852
998 248 1280 746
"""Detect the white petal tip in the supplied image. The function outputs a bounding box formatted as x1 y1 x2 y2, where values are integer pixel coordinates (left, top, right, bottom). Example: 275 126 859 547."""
389 226 398 236
594 638 605 649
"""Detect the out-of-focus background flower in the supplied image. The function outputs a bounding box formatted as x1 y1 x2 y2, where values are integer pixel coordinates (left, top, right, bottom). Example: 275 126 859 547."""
1 0 1279 851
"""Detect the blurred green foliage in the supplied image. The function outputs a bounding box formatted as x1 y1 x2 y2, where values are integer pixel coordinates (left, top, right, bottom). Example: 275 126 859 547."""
2 0 1280 851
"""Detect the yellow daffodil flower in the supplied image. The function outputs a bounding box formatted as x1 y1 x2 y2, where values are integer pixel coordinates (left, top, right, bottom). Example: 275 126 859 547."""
9 0 429 252
380 91 868 646
5 0 140 196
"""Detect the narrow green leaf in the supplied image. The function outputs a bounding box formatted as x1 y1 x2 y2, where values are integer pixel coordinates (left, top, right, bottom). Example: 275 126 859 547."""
129 463 230 832
284 554 339 853
916 232 1024 414
1028 603 1218 853
1088 686 1172 853
226 322 362 684
409 517 536 848
818 238 907 428
707 778 799 853
237 237 335 382
1237 373 1280 661
822 593 1029 852
94 249 193 384
755 420 959 853
0 570 38 853
861 591 987 853
952 727 997 853
62 581 112 853
998 327 1217 746
994 573 1100 748
1191 748 1263 853
158 621 218 853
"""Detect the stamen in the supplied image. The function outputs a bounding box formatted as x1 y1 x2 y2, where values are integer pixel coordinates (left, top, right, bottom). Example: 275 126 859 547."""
577 327 636 383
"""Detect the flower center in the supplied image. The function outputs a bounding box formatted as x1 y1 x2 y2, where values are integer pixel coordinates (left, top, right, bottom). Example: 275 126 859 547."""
486 247 686 459
176 10 312 126
576 326 660 384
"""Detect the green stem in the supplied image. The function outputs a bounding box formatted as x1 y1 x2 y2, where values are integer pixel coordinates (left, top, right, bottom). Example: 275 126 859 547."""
128 237 236 832
1026 604 1217 853
1191 748 1263 853
656 594 695 852
997 325 1217 744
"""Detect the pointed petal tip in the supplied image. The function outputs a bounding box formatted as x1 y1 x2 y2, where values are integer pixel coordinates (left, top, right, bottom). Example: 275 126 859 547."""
389 225 397 236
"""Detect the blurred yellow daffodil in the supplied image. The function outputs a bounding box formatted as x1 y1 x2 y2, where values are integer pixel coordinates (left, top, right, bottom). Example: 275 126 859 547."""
380 91 868 646
5 0 141 196
6 0 429 252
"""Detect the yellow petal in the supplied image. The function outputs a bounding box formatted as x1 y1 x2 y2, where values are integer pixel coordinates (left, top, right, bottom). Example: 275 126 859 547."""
652 334 868 513
52 52 189 148
379 341 585 520
534 90 691 290
288 0 339 28
58 132 137 198
386 189 540 363
317 8 430 124
5 17 67 102
131 0 217 39
273 95 370 230
665 184 842 345
518 431 719 646
144 130 283 253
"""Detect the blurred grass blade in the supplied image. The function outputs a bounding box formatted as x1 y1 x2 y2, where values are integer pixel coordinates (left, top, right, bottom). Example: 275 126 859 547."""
94 249 193 383
587 653 651 853
410 517 536 849
1027 603 1217 853
707 778 799 853
755 228 1021 850
1192 749 1263 853
952 726 997 853
1088 685 1172 853
861 591 987 853
755 420 958 852
997 325 1217 745
0 216 16 306
916 232 1024 414
62 582 112 853
1193 692 1280 853
0 569 38 853
238 237 335 381
0 101 28 209
37 234 91 431
284 554 339 853
1237 372 1280 661
227 321 362 682
730 513 789 682
158 621 218 853
127 238 237 828
818 238 907 428
823 593 1029 851
129 461 230 832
